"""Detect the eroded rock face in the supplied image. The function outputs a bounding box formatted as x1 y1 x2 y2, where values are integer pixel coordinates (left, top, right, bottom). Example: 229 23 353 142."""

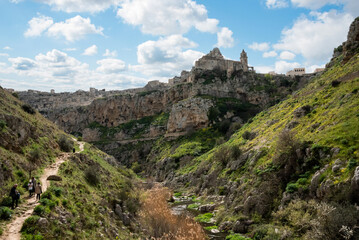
343 17 359 63
167 98 213 134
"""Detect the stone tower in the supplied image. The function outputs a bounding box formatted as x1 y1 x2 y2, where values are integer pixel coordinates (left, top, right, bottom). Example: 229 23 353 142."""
240 49 248 71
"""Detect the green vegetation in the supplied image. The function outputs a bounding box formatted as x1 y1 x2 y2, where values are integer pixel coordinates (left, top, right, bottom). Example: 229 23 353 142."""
21 143 140 239
0 207 12 220
195 213 213 223
88 112 169 142
187 203 200 209
226 234 252 240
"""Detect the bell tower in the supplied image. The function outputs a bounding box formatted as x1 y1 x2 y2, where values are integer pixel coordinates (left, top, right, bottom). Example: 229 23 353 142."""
240 49 248 71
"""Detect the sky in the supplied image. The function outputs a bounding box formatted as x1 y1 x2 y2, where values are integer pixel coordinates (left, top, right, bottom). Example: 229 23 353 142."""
0 0 358 92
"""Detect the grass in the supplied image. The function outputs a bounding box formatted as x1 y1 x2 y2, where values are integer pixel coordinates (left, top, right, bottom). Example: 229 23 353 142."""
194 213 214 223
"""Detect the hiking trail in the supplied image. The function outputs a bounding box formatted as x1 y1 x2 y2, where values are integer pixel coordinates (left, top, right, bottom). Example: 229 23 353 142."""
0 141 85 240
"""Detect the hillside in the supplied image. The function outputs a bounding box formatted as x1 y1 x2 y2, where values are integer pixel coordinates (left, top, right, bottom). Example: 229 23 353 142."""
0 87 140 239
143 18 359 239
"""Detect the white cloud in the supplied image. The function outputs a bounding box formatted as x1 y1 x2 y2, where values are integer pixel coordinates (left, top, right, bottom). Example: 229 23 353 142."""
3 46 12 50
216 27 234 48
266 0 289 9
103 49 118 57
279 51 296 60
273 11 353 63
263 51 278 58
290 0 359 17
275 60 301 73
96 59 126 73
24 15 54 37
255 66 275 73
137 35 198 64
249 42 270 51
2 49 150 92
291 0 338 9
63 48 77 51
82 45 98 56
117 0 220 35
36 0 121 13
8 57 37 70
47 15 104 42
0 53 9 57
132 35 204 77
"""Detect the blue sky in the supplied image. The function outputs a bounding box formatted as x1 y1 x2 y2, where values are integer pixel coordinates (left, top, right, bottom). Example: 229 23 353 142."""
0 0 357 92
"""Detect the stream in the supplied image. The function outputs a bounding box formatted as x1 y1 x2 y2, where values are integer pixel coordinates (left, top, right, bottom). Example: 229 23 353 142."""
170 196 228 240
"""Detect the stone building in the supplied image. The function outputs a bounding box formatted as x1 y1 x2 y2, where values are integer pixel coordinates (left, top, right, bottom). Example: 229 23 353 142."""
286 68 305 77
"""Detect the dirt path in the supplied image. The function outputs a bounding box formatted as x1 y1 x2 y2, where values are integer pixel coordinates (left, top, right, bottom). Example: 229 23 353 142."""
0 141 85 240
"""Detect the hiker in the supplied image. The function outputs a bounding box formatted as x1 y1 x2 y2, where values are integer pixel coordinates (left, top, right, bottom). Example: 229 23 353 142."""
35 182 42 201
9 184 20 209
73 147 75 153
28 179 34 197
31 177 37 196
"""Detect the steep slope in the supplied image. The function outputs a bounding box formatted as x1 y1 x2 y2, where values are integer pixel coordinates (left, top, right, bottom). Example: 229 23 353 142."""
147 17 359 239
0 87 140 239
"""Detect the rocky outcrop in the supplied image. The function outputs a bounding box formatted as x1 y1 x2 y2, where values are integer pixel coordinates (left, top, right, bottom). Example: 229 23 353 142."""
166 98 213 134
343 17 359 63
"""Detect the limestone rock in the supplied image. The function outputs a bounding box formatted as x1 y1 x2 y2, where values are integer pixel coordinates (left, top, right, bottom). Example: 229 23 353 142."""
167 98 214 134
232 220 253 234
219 221 233 232
47 175 62 181
38 217 49 227
199 204 216 213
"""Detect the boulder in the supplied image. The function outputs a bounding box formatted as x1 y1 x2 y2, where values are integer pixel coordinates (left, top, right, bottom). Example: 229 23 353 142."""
232 220 254 234
38 217 49 227
199 204 216 213
47 175 62 181
219 221 233 232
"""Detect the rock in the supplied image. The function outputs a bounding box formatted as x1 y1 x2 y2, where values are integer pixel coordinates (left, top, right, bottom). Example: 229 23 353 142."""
47 175 62 181
115 204 123 217
38 217 49 227
343 17 359 63
351 166 359 190
332 159 343 172
286 121 299 129
166 98 214 134
122 214 131 226
310 165 328 196
232 220 253 234
199 204 216 213
293 105 311 118
331 147 340 156
211 229 220 234
219 221 233 232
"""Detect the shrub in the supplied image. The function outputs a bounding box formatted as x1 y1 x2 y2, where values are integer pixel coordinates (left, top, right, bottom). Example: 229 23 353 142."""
12 92 19 98
0 120 6 130
0 226 2 235
29 147 41 162
58 135 74 152
51 187 63 197
62 199 68 207
230 145 242 160
348 158 358 170
41 191 52 200
214 145 231 166
1 196 13 207
0 207 13 220
85 167 100 186
39 199 56 209
21 104 36 114
242 130 255 140
34 205 45 216
286 183 298 193
77 136 83 141
21 215 40 234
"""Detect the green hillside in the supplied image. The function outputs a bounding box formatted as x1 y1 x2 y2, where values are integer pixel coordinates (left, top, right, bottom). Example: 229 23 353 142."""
145 42 359 239
0 87 140 239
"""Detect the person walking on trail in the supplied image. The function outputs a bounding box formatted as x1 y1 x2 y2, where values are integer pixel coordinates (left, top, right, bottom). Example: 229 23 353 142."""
31 177 36 196
28 179 34 197
35 182 42 201
9 184 19 209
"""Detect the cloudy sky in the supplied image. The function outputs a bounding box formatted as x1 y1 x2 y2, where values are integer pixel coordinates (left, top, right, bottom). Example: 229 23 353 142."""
0 0 357 92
